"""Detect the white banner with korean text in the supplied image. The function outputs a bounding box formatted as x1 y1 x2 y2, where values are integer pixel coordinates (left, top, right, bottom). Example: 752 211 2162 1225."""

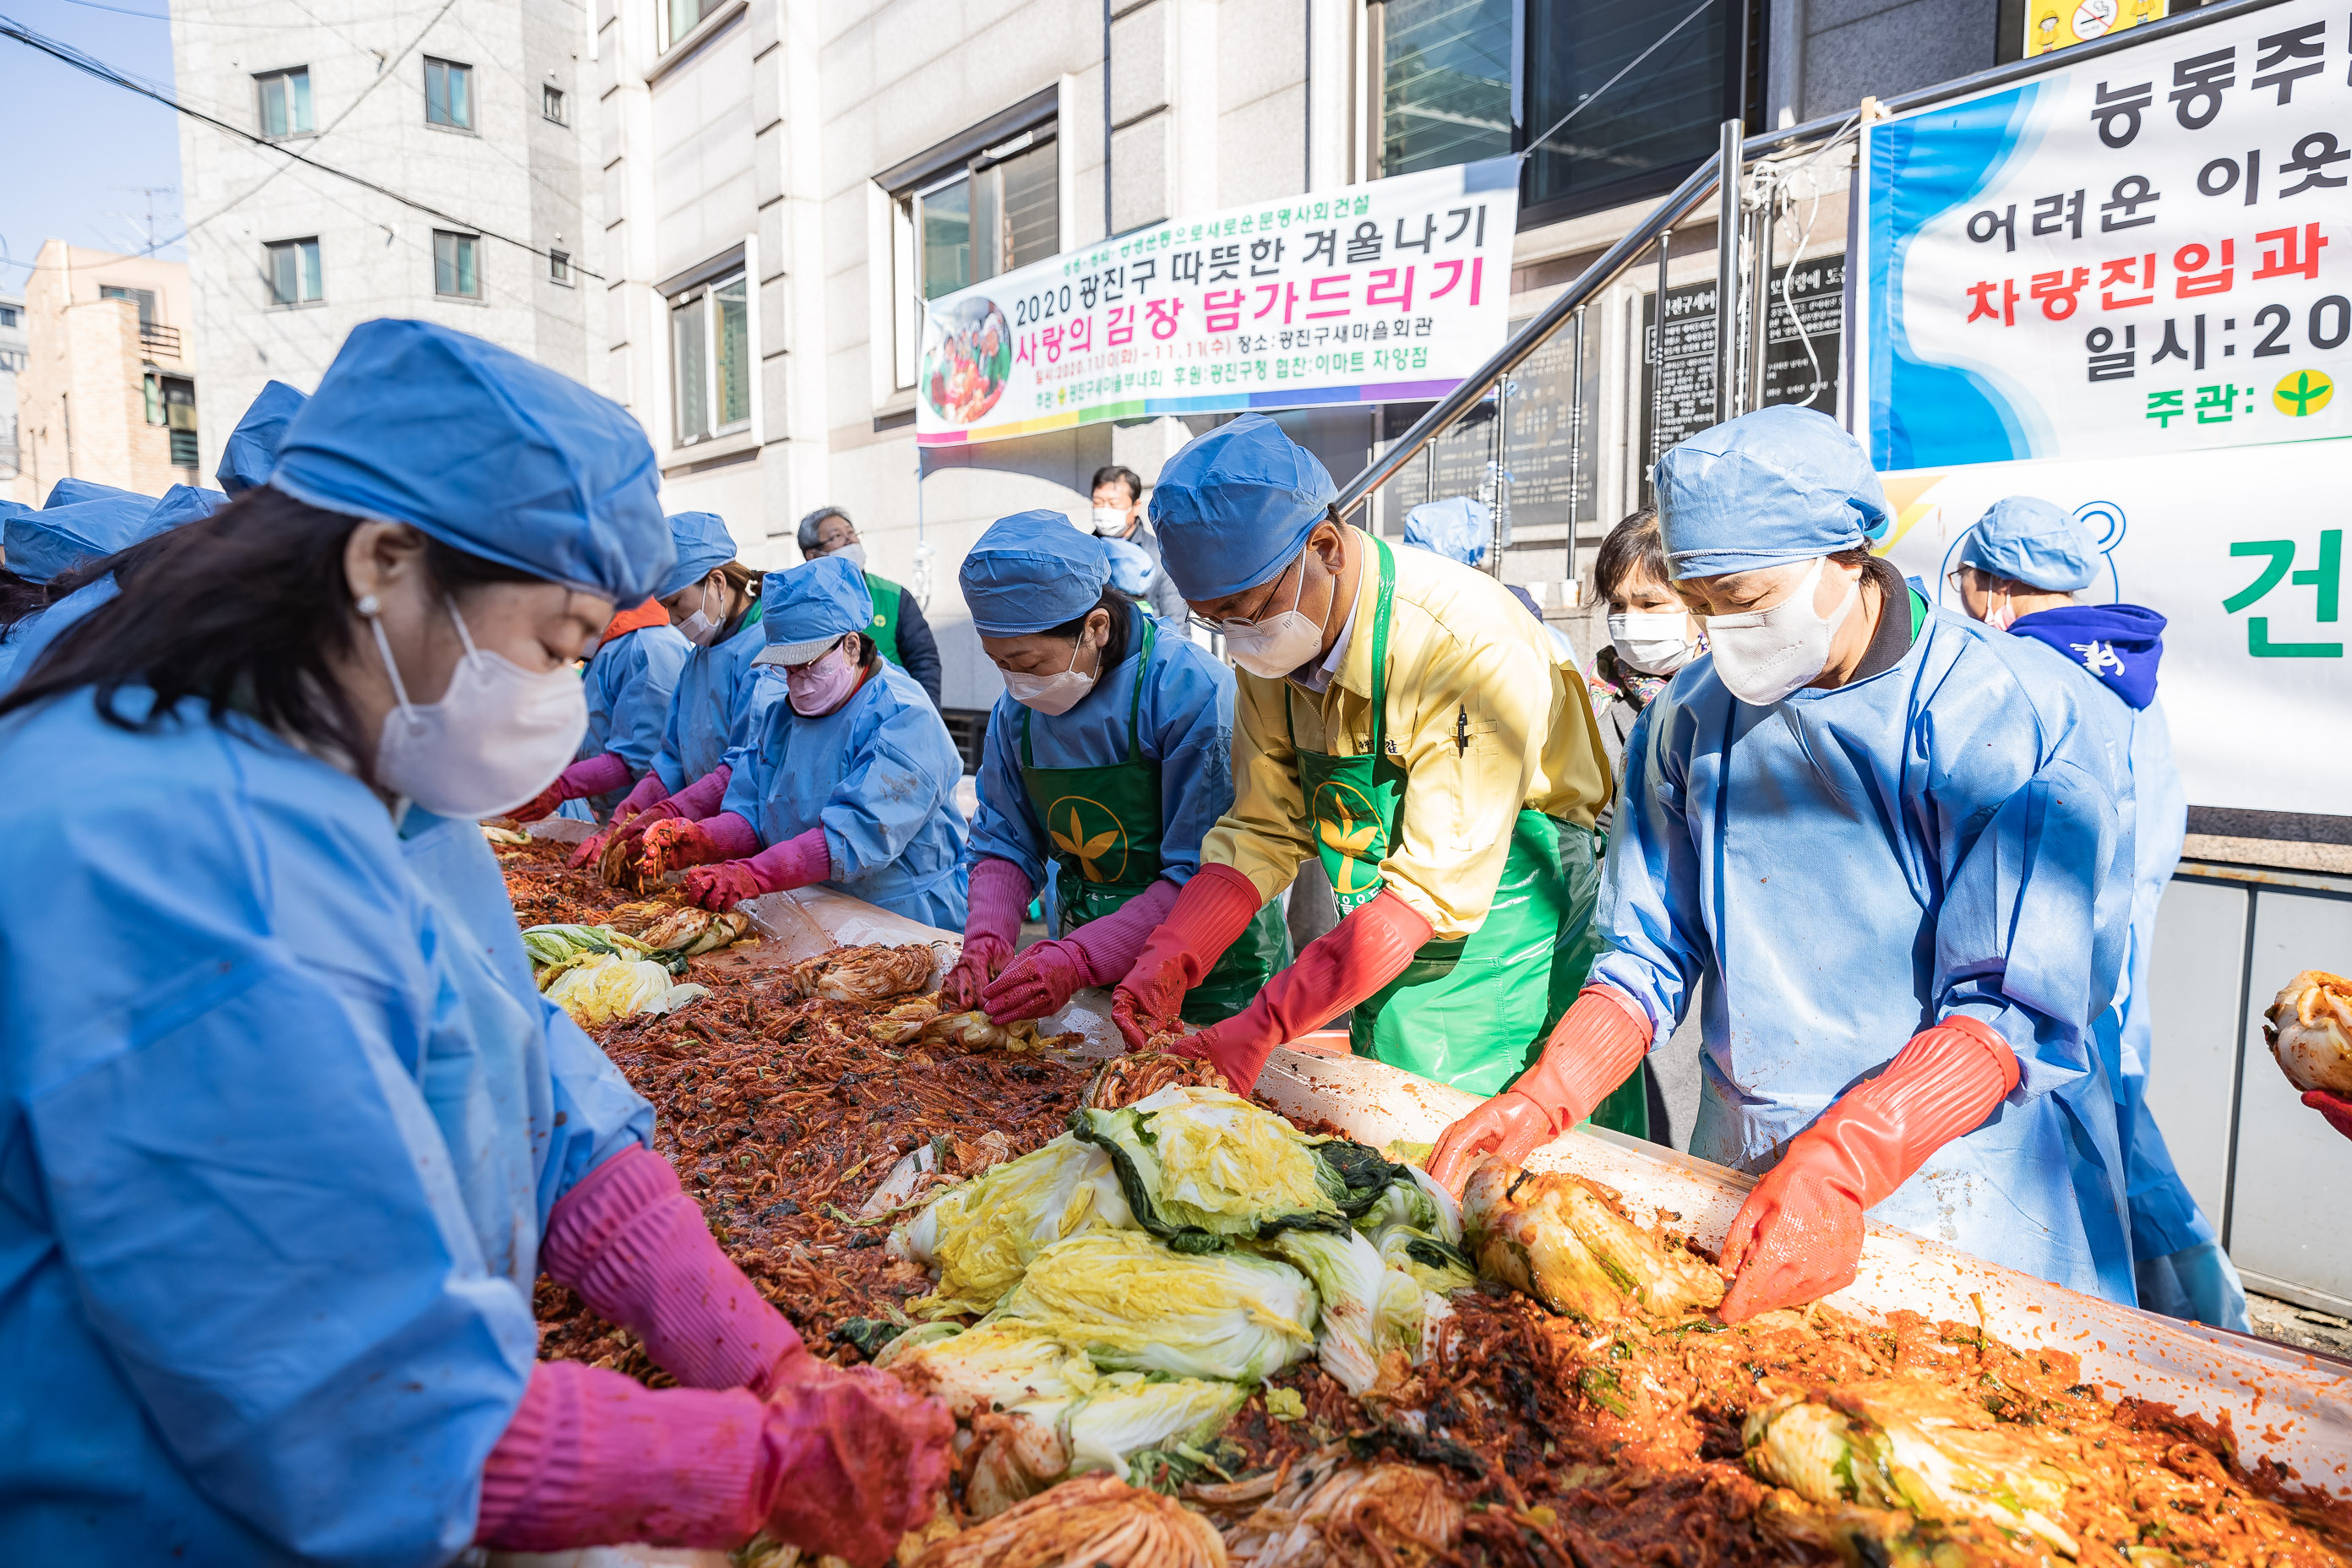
915 159 1519 447
1856 0 2349 470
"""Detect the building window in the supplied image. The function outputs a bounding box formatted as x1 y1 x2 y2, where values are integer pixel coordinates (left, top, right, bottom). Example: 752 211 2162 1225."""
548 250 573 286
147 373 198 468
0 304 18 329
542 84 566 122
668 268 749 445
266 237 323 305
100 284 157 326
255 66 313 138
663 0 727 48
1381 0 1512 177
886 117 1058 388
433 230 482 298
1376 0 1748 222
425 57 473 129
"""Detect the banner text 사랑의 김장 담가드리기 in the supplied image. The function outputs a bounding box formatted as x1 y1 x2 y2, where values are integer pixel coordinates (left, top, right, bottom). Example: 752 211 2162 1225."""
914 159 1520 447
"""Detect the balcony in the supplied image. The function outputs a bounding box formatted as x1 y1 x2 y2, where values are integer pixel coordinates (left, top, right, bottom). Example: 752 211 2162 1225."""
140 322 182 359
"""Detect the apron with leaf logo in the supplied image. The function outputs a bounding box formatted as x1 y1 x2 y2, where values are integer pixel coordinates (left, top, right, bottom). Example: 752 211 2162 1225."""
1286 539 1643 1130
1020 613 1290 1023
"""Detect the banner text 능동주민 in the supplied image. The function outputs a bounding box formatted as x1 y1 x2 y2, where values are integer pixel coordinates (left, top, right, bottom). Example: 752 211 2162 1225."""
915 159 1520 447
1859 0 2350 471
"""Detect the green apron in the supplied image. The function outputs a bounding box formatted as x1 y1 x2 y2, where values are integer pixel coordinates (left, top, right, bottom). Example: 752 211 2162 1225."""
864 572 905 668
1019 614 1290 1024
1288 539 1644 1133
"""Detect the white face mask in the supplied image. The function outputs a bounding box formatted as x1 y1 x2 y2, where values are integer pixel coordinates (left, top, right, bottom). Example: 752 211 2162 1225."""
1004 632 1097 716
369 597 587 819
1607 610 1696 676
677 580 721 648
827 541 867 571
1702 555 1858 707
1090 506 1130 536
1215 552 1331 680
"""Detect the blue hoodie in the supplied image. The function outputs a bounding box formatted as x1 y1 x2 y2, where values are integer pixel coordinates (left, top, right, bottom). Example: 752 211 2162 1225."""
2006 603 2164 710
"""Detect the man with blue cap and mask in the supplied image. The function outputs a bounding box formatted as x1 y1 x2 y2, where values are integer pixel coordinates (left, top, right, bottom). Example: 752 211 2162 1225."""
0 381 302 691
572 510 779 868
633 553 970 928
1952 495 2247 1331
1113 415 1622 1120
0 318 951 1565
939 510 1288 1024
0 488 175 687
1429 406 2142 1323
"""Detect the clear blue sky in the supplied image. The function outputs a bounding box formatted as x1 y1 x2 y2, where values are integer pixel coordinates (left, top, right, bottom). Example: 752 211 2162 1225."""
1 0 188 295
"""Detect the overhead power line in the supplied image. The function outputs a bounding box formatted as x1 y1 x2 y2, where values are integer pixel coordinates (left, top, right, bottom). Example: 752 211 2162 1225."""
0 13 604 282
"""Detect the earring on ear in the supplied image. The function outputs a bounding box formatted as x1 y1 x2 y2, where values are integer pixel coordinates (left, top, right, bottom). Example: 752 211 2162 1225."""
356 594 381 617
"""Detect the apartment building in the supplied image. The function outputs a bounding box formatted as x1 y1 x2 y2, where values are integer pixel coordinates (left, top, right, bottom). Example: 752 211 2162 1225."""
169 0 602 477
0 293 24 484
12 243 202 504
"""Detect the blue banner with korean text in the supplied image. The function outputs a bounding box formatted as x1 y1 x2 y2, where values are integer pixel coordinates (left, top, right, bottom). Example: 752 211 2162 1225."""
1857 0 2348 469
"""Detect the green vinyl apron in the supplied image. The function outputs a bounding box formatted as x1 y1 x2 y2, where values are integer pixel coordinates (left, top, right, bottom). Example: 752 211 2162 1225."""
1019 612 1290 1024
864 572 905 668
1286 538 1644 1133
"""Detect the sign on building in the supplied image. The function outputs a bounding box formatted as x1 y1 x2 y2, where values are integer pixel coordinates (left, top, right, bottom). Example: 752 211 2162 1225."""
1857 0 2346 471
1642 261 1845 463
1856 0 2352 817
915 160 1520 447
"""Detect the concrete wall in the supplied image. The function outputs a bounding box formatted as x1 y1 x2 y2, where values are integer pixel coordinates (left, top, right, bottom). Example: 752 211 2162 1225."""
13 243 199 504
171 0 601 476
1767 0 2002 127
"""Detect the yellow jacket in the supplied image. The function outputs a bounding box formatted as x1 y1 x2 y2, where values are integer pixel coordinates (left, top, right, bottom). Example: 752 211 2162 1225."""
1202 529 1613 939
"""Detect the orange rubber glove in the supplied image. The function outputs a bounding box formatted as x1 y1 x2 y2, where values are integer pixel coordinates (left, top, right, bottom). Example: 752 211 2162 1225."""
1175 890 1429 1092
1108 862 1266 1049
2306 1090 2352 1141
1717 1014 2021 1323
1426 986 1653 1190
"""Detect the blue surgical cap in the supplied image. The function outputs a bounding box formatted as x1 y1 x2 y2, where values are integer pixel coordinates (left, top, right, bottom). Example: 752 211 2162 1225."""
43 476 144 509
959 510 1113 635
4 492 161 584
270 318 671 604
656 511 738 599
1102 536 1153 599
1656 406 1891 580
217 380 308 495
1402 497 1491 567
1958 496 2097 592
144 484 226 533
1150 414 1337 600
755 554 874 666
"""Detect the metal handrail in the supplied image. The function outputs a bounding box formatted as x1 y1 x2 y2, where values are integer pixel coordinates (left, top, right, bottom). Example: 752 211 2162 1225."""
1333 0 2298 523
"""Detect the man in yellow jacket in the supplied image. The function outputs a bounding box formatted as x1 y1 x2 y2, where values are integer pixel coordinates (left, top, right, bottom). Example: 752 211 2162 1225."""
1113 416 1632 1126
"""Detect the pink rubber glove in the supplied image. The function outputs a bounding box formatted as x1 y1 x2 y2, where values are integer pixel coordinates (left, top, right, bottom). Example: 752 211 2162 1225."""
639 812 760 881
516 752 637 822
667 763 733 820
476 1358 955 1565
542 1146 808 1394
2305 1089 2352 1141
983 876 1179 1024
1111 862 1267 1049
1175 889 1429 1091
943 857 1032 1009
683 826 830 911
1718 1015 2020 1322
1428 987 1654 1191
572 773 674 868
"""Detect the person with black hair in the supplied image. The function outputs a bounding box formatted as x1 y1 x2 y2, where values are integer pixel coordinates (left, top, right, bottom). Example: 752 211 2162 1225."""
939 510 1288 1022
1586 509 1706 832
796 504 943 705
1088 462 1188 623
0 319 950 1565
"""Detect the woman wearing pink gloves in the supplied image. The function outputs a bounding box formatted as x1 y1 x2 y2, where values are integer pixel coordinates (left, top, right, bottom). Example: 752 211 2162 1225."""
939 511 1287 1026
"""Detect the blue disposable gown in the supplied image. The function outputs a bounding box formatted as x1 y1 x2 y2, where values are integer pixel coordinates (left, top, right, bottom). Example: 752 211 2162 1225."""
565 623 691 817
968 624 1236 896
652 602 779 793
0 688 651 1565
2098 699 2250 1326
720 659 970 928
1592 607 2141 1304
